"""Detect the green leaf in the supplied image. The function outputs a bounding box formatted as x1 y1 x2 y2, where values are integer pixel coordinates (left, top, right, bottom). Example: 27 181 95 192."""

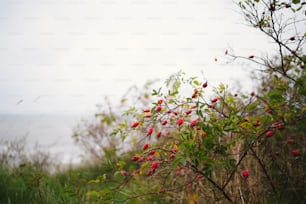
292 0 300 4
193 80 200 86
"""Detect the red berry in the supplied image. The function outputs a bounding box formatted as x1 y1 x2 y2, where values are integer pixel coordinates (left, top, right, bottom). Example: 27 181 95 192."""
249 55 254 59
190 118 200 127
291 150 300 156
131 155 140 161
242 170 249 178
145 113 151 118
289 36 295 41
267 108 273 114
162 120 168 125
211 97 218 103
121 170 127 176
159 189 166 193
147 155 155 161
151 161 159 169
143 108 150 113
202 82 208 88
166 131 171 136
266 131 274 137
287 139 295 144
202 131 207 138
156 106 162 112
131 121 139 128
147 169 155 176
177 118 184 126
169 153 175 160
149 149 156 155
157 131 162 138
143 143 149 150
185 109 192 115
196 174 203 180
147 127 153 135
157 99 163 104
139 157 146 162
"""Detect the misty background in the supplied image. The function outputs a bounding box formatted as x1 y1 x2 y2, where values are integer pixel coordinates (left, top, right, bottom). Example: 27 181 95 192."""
0 0 275 163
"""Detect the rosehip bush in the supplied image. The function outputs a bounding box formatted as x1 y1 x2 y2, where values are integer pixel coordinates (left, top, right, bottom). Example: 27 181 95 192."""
84 0 305 203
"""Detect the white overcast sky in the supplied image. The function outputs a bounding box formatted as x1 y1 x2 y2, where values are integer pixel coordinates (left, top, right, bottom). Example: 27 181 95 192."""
0 0 277 114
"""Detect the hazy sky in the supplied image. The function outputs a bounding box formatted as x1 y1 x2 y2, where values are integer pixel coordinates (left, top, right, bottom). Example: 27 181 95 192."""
0 0 275 114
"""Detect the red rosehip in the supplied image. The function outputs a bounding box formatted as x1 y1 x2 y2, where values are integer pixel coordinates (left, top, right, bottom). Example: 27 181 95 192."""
202 82 208 88
151 161 159 169
156 106 162 112
131 155 140 161
173 111 178 115
145 113 151 118
147 169 155 176
139 157 146 162
157 99 163 104
266 131 274 137
162 120 168 125
267 108 273 114
166 131 171 136
166 110 172 114
196 174 203 180
147 155 155 161
287 139 295 144
185 109 192 115
143 108 150 113
211 97 218 103
291 150 300 156
143 143 149 150
147 127 153 135
191 118 200 127
177 118 184 126
157 131 162 138
242 170 249 178
121 170 127 176
149 149 156 155
159 189 166 193
131 121 139 128
169 153 175 160
202 131 207 138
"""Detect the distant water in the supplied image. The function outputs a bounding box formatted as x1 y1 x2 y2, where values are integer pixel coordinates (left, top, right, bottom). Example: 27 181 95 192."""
0 114 92 164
